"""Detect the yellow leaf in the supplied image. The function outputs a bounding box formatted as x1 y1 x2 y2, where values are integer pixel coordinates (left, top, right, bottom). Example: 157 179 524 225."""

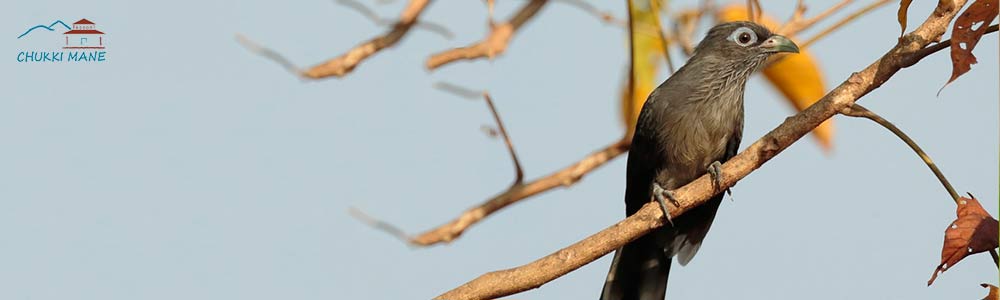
621 0 668 136
717 4 834 151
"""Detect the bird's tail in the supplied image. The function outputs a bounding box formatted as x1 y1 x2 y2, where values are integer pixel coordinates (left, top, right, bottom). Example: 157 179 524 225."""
600 233 671 300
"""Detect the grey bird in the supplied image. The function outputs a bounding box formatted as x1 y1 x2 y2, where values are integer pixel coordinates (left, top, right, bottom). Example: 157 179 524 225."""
600 21 798 300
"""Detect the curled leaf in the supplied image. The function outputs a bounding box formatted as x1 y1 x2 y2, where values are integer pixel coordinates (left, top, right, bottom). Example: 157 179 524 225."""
983 283 1000 300
898 0 913 37
927 194 1000 286
943 0 999 90
717 5 834 151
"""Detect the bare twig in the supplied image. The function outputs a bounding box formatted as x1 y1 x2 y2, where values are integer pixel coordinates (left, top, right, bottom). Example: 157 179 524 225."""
433 82 483 99
746 0 762 23
991 249 999 266
673 9 703 56
236 34 304 78
650 0 677 74
349 207 412 243
434 1 971 298
778 0 853 35
336 0 453 39
303 0 432 78
482 93 525 185
553 0 625 26
409 138 629 246
362 83 630 247
801 0 892 49
841 104 960 202
426 0 548 70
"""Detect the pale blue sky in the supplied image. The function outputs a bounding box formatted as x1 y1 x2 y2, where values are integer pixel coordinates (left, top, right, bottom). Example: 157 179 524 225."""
2 1 997 299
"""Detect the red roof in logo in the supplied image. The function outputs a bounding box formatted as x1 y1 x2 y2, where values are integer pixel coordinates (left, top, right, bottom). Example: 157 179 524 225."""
65 18 103 34
64 29 104 34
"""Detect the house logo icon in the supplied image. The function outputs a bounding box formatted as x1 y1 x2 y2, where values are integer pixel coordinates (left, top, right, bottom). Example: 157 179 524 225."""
63 19 105 49
15 18 109 63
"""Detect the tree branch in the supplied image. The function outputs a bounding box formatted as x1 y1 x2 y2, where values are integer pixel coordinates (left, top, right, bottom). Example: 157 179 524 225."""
434 1 970 298
335 0 453 39
426 0 548 70
841 104 960 202
303 0 432 78
777 0 853 36
410 138 629 246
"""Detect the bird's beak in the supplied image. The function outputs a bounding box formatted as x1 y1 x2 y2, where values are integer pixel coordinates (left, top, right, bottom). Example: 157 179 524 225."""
761 35 799 53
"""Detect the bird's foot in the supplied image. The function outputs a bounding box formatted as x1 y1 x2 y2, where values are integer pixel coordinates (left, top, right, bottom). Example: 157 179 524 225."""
707 161 724 191
652 182 678 226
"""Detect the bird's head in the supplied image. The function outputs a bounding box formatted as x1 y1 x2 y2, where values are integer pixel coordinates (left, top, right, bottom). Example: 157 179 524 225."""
692 21 799 69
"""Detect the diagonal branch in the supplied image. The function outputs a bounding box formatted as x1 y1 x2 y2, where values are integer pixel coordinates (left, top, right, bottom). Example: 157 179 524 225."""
426 0 548 70
303 0 432 79
777 0 853 36
434 0 972 298
410 138 629 246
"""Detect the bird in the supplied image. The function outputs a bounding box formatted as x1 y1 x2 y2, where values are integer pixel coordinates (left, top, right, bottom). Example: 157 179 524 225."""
600 21 799 300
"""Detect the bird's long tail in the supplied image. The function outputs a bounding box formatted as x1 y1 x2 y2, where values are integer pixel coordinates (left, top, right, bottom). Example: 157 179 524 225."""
600 233 671 300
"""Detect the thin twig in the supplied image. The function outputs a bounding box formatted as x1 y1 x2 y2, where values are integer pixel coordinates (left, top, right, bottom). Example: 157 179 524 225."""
991 249 999 266
426 0 548 70
408 138 629 246
553 0 625 26
236 34 305 78
336 0 454 39
778 0 853 35
841 104 960 203
672 8 703 56
336 0 455 40
650 0 676 74
349 207 412 243
483 93 525 185
746 0 762 23
434 1 971 298
303 0 432 78
801 0 892 49
433 82 483 99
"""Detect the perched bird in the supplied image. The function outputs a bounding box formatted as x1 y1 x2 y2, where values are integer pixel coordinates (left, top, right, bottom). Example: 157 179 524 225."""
601 21 799 300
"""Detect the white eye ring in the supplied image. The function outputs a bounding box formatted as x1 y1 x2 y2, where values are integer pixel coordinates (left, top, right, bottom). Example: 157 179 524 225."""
728 27 757 46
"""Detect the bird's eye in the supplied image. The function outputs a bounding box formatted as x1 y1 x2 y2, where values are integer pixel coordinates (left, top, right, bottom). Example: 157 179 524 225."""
727 27 757 47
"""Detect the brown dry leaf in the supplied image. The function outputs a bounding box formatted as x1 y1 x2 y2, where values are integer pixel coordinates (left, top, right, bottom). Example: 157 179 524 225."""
944 0 999 89
982 283 1000 300
717 4 834 151
927 194 1000 286
898 0 913 37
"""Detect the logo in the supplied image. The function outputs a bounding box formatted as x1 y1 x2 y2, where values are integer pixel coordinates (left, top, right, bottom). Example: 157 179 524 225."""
16 18 108 63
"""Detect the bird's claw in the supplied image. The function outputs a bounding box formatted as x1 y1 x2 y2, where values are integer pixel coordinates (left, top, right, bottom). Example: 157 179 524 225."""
652 182 678 226
707 161 724 191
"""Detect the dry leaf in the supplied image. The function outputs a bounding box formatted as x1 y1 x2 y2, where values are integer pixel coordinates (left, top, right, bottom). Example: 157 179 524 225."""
982 283 1000 300
717 4 834 151
943 0 999 89
621 0 668 135
898 0 914 37
927 194 1000 286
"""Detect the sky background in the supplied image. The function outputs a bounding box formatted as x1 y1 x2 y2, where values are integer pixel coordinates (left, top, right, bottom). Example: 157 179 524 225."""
2 0 998 299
